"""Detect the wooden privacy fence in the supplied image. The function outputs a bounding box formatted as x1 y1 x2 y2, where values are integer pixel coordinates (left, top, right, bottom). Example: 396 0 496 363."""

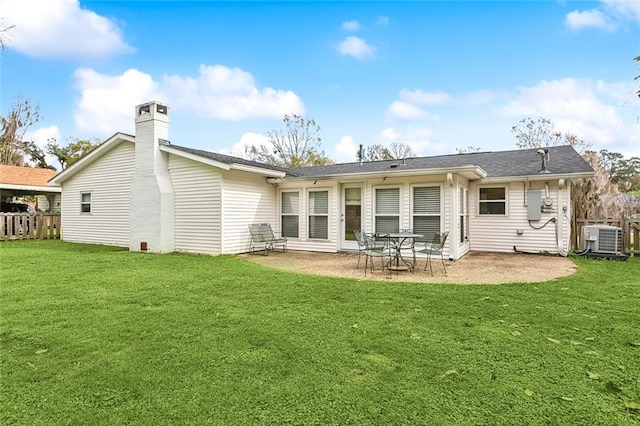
1 213 61 241
574 218 639 255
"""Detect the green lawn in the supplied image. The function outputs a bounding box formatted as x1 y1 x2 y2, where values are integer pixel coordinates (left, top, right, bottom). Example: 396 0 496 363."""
1 241 639 425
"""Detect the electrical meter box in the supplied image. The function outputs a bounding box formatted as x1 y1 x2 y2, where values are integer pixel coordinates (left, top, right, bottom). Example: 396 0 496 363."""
527 190 541 221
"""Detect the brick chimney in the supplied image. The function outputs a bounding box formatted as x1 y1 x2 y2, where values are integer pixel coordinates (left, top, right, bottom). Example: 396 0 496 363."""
129 101 175 253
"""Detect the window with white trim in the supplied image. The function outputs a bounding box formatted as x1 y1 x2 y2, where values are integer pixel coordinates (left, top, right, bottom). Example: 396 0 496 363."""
80 192 92 213
281 191 299 238
308 190 329 239
459 186 469 243
479 187 506 215
413 186 440 240
375 187 399 234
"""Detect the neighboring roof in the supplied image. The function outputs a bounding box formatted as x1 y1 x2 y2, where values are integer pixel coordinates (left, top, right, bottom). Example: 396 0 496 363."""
286 145 593 179
0 165 61 192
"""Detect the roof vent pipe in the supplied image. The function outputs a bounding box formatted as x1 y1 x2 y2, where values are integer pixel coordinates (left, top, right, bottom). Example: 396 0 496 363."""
538 148 550 174
358 144 364 165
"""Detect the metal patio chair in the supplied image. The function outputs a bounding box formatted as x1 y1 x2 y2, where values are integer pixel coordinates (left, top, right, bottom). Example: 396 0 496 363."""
363 232 393 277
416 231 449 276
248 223 287 255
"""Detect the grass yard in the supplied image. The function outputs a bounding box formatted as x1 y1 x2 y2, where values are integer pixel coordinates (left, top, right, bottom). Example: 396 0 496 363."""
1 241 639 425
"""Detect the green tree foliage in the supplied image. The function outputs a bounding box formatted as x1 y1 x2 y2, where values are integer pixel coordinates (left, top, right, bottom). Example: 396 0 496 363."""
245 114 333 168
21 140 55 170
0 97 42 166
597 150 640 193
362 141 415 161
46 137 100 170
511 117 591 154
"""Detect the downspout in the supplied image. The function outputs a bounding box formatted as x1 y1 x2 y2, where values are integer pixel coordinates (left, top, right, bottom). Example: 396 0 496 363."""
556 179 567 256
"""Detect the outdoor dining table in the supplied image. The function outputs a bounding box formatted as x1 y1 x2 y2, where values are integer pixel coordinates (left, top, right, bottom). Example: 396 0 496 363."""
380 232 424 272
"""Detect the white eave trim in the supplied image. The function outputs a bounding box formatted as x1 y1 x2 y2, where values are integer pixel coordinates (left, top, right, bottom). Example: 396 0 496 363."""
287 165 487 181
1 183 62 192
49 132 135 186
479 171 595 184
159 145 231 170
229 163 286 178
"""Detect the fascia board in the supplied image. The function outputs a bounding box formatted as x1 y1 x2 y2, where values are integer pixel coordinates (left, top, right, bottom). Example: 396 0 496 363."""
2 183 62 192
49 133 135 186
230 163 286 177
479 172 595 184
286 165 487 181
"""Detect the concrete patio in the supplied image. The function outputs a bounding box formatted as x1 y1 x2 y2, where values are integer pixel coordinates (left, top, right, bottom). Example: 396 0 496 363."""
239 250 578 284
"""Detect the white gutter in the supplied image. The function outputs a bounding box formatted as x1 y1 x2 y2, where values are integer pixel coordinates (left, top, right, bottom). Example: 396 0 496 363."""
479 172 594 184
1 183 61 192
287 165 487 181
230 163 286 178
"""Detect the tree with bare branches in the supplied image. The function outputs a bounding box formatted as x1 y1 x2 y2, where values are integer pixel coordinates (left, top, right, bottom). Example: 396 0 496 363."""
362 141 415 161
511 117 591 154
0 98 42 166
245 114 333 168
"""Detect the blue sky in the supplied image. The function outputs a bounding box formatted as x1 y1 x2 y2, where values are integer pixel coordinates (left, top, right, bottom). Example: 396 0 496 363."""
2 0 639 169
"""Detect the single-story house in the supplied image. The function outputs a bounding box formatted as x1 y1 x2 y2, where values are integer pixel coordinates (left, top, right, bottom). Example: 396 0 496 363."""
1 164 61 212
49 101 594 259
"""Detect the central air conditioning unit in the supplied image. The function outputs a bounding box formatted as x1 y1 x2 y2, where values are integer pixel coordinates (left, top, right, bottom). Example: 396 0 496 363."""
581 225 623 255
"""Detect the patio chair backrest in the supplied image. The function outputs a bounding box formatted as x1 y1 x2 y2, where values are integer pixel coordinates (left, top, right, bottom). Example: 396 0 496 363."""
354 230 367 249
249 223 276 243
431 231 449 250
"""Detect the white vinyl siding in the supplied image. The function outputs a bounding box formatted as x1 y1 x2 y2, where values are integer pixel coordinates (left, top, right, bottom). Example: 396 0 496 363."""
220 169 278 254
375 187 400 234
281 191 299 238
169 155 221 254
308 190 329 239
60 142 134 246
470 181 564 254
412 186 440 241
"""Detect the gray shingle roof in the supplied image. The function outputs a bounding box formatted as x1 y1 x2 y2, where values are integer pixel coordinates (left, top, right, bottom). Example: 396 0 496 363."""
165 142 592 179
162 142 290 174
287 145 593 178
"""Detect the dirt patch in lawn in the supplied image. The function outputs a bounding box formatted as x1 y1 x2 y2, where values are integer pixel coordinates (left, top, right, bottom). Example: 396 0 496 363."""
238 250 578 284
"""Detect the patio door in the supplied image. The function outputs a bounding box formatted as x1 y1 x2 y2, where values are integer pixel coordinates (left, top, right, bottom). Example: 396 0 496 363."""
341 184 363 250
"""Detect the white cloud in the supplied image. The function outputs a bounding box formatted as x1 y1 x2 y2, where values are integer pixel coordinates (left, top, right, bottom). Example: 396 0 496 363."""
164 65 305 120
3 0 133 59
73 68 162 134
376 16 390 26
500 78 640 153
387 89 450 120
24 125 61 168
332 136 359 163
376 126 445 156
603 0 640 21
336 36 375 60
72 65 305 136
219 132 270 158
399 89 451 106
387 101 430 120
565 9 611 30
341 20 361 31
565 0 640 31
